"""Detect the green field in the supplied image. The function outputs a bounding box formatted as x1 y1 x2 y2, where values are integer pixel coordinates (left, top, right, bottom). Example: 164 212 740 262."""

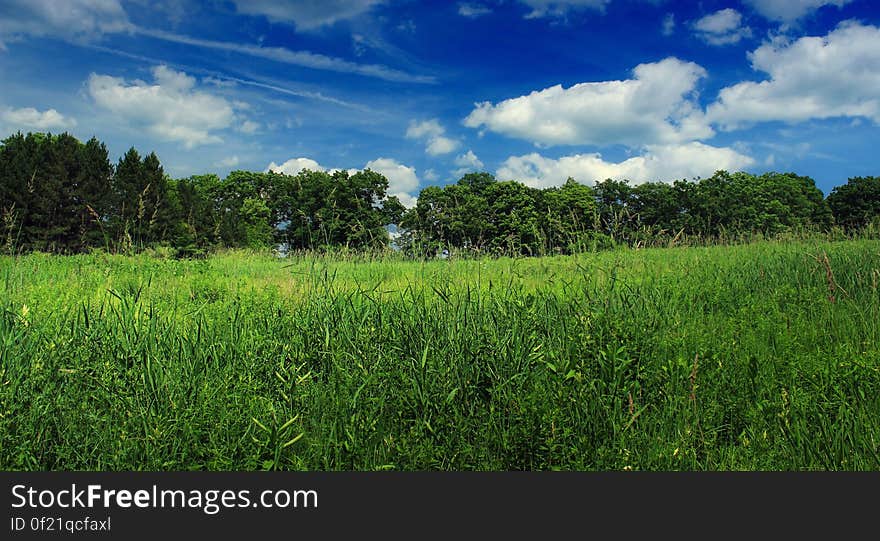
2 239 879 470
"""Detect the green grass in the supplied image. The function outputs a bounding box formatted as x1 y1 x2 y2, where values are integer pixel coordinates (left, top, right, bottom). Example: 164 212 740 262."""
1 239 879 470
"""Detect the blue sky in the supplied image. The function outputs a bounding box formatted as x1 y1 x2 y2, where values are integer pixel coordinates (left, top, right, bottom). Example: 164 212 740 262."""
1 0 878 204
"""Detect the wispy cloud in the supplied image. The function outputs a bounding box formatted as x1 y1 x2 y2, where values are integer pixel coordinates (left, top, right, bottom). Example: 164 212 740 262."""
662 13 675 36
84 44 371 111
742 0 852 23
231 0 385 31
458 3 493 18
519 0 610 19
216 155 241 168
133 26 436 84
205 73 372 112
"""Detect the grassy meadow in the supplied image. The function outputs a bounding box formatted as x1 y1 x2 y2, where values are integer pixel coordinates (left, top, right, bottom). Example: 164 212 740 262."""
1 239 879 470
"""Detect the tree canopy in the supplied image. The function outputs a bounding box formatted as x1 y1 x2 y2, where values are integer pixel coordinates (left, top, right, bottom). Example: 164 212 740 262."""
0 131 875 257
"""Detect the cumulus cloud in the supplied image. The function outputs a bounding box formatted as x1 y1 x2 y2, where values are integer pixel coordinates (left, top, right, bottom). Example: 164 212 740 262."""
231 0 385 30
692 9 752 46
1 106 76 131
496 143 755 188
266 157 326 175
518 0 610 19
0 0 130 47
454 150 484 169
742 0 852 23
406 119 461 156
453 150 485 177
405 119 443 139
364 158 420 207
464 57 713 147
87 65 240 148
706 22 880 129
426 136 460 156
458 3 492 18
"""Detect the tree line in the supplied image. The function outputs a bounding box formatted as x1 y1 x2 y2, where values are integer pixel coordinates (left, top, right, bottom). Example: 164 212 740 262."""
0 132 404 255
1 131 878 257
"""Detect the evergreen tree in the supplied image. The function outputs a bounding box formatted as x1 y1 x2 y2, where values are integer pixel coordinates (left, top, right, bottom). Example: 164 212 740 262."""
76 137 114 250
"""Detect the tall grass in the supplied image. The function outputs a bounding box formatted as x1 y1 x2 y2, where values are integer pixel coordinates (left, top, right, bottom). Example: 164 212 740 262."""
1 238 879 470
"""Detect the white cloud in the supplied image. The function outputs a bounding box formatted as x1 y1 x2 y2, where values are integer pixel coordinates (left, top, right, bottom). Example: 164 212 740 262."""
406 119 461 156
1 106 76 131
452 150 485 177
454 150 485 169
426 136 460 156
231 0 385 30
0 0 130 47
266 157 326 175
216 155 241 168
364 158 420 201
693 9 752 46
458 3 492 18
239 120 260 134
518 0 610 19
662 13 676 36
706 22 880 129
496 143 755 188
87 65 239 148
392 192 419 209
423 168 439 182
742 0 852 23
464 57 713 147
406 119 444 139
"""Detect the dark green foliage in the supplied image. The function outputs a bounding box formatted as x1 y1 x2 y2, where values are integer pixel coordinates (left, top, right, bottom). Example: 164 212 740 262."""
679 171 831 237
110 149 175 251
400 169 838 256
0 133 401 255
75 137 114 249
0 131 874 257
592 178 636 242
0 132 113 252
401 173 604 256
166 174 221 256
827 176 880 230
275 168 399 251
539 178 599 252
